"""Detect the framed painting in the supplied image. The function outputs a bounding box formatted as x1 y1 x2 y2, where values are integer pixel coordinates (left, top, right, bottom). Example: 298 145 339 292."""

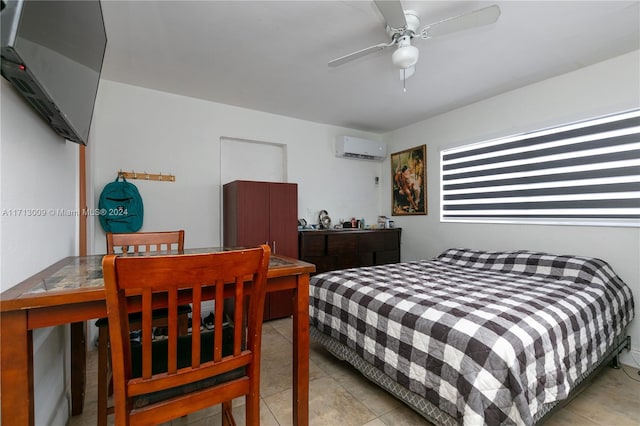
391 144 427 215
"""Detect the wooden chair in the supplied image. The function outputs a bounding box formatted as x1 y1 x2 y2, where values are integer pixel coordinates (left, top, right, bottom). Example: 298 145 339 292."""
97 230 191 426
106 231 185 256
102 245 270 426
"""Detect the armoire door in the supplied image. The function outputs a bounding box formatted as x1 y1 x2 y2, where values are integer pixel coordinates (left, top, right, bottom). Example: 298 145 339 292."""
265 182 298 319
223 180 270 248
236 181 270 248
268 182 298 258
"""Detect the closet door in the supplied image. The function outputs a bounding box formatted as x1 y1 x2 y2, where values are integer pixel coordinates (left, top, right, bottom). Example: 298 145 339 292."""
223 181 269 248
236 181 270 248
268 183 298 258
266 182 298 319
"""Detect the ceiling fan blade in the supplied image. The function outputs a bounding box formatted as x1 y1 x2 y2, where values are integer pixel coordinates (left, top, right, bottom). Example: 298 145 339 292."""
422 4 501 39
374 0 407 30
328 42 393 67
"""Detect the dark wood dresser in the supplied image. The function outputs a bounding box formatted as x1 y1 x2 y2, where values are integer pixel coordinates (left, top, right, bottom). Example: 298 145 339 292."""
299 228 401 274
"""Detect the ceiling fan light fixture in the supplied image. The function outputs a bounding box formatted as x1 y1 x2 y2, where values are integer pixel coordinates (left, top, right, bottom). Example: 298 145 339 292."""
392 44 419 69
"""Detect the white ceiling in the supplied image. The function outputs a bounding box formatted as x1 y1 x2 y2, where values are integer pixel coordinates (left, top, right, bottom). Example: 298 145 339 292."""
100 1 640 133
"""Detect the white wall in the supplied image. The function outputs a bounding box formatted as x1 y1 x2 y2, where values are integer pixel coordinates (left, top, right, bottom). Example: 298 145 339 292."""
383 50 640 367
1 79 78 425
89 80 386 254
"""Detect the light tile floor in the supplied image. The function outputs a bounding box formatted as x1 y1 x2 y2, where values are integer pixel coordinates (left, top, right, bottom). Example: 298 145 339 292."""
68 317 640 426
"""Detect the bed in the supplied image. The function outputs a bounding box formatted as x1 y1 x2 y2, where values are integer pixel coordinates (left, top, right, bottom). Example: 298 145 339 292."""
309 248 635 425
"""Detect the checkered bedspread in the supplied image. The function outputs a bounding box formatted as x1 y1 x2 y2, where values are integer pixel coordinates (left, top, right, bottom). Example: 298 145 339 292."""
309 248 635 425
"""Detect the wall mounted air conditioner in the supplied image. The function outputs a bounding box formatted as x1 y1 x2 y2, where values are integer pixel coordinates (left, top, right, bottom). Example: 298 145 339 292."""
335 136 387 161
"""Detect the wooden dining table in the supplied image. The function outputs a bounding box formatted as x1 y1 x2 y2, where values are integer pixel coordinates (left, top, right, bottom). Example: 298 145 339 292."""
0 248 315 426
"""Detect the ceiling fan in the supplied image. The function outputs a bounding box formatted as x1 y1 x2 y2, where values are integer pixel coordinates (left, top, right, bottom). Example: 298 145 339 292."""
329 1 501 85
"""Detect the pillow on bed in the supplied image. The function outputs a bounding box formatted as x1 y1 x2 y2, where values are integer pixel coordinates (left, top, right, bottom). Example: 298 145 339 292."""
436 248 622 286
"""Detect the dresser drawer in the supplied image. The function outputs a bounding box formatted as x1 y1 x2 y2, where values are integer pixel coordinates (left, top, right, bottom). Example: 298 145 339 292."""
300 234 325 256
327 234 358 254
359 232 385 252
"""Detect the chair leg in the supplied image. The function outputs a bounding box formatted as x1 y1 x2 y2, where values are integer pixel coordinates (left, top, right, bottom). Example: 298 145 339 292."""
222 401 234 426
245 391 260 426
222 401 235 426
97 326 109 426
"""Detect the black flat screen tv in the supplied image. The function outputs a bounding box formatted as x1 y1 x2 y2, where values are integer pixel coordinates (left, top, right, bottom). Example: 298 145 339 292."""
1 0 107 145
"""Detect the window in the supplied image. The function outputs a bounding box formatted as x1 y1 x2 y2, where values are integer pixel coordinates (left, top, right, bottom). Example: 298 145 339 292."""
440 110 640 227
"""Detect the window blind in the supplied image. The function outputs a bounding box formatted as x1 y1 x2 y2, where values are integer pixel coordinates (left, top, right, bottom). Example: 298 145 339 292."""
440 110 640 227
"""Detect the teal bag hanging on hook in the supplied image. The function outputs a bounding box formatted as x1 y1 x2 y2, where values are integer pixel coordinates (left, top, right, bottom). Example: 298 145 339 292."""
98 176 144 233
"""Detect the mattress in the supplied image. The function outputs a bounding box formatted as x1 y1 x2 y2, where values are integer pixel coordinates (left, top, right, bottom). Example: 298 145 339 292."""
309 248 635 425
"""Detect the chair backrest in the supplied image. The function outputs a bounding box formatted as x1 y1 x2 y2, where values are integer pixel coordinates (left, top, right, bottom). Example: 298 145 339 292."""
102 245 270 425
106 230 185 255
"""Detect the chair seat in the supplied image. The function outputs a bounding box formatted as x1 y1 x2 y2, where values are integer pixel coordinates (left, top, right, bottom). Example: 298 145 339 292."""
95 305 193 328
130 326 243 409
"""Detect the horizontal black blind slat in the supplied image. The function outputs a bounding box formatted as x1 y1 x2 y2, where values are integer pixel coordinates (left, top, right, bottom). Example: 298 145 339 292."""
443 199 640 211
443 150 640 181
442 214 640 219
443 182 640 200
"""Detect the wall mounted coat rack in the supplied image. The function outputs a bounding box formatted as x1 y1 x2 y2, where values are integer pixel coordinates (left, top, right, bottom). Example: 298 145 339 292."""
117 170 176 182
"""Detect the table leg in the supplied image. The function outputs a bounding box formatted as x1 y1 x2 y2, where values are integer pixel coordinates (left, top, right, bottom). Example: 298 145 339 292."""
1 310 34 426
70 321 87 415
292 274 310 426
